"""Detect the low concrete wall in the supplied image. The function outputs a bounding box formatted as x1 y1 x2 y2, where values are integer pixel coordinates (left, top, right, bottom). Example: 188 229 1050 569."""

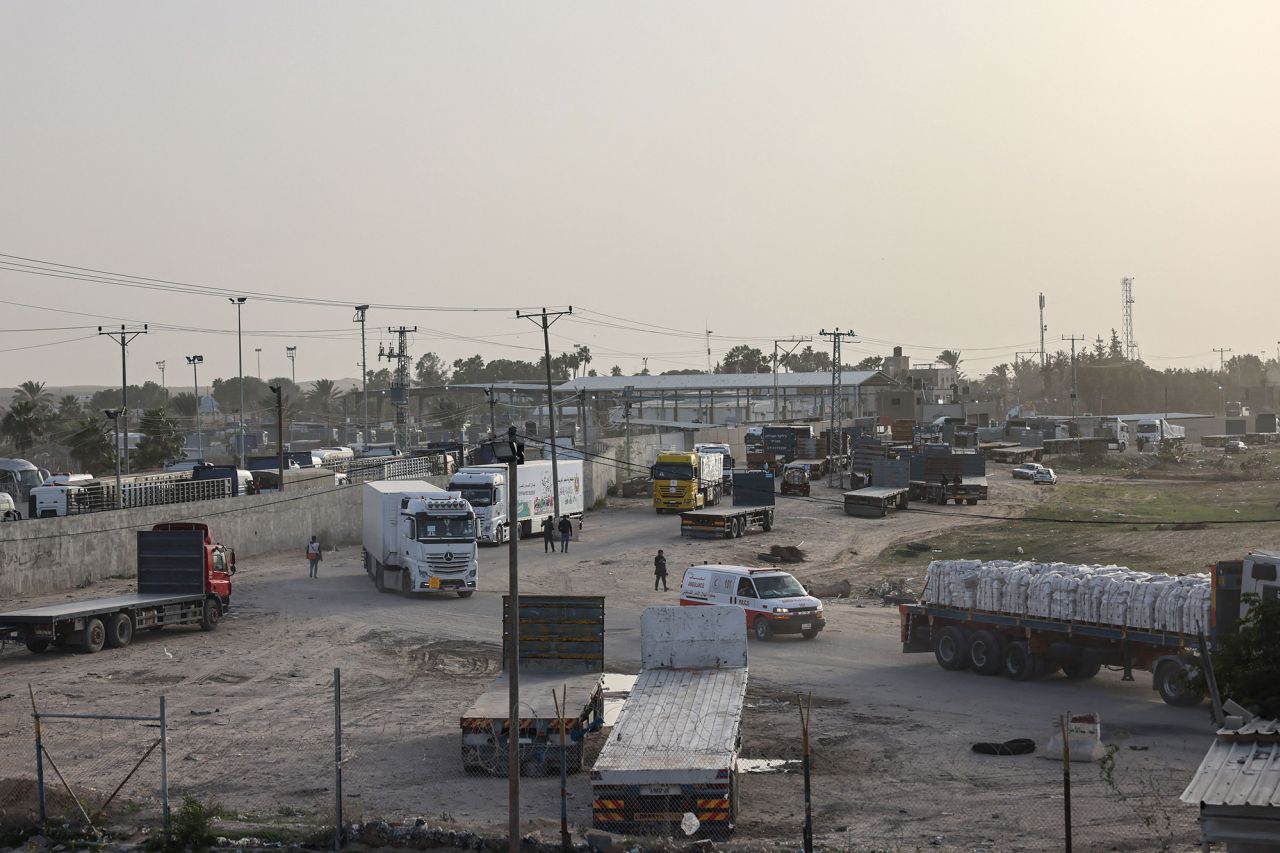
0 482 365 599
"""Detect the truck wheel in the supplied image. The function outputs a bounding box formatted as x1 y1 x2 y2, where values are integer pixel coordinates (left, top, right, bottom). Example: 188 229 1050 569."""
375 565 388 593
966 499 977 506
933 626 969 671
753 617 773 641
400 572 415 597
1061 658 1101 679
457 590 474 599
200 599 221 631
968 630 1005 675
762 511 773 532
105 613 134 649
1002 640 1038 681
25 639 50 653
81 618 106 653
1155 660 1204 707
494 525 505 545
801 628 820 640
732 517 743 538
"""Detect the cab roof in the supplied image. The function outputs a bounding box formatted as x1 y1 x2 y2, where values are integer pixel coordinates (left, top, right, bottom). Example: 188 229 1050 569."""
684 564 790 577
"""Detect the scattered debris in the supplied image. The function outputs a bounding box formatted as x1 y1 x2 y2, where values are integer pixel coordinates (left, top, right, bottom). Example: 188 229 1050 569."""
769 544 807 563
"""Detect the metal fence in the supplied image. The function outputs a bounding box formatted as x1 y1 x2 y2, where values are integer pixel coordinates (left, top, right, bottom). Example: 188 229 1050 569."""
0 675 1202 852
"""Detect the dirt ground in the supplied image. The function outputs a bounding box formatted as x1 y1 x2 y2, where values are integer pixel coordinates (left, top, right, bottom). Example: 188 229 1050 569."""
0 463 1234 851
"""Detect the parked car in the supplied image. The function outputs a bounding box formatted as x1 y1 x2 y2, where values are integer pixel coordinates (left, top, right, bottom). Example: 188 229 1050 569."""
1225 440 1248 454
1012 463 1046 480
1032 467 1058 485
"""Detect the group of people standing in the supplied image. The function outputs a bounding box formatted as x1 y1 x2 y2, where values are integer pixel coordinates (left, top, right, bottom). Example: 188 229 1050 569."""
541 515 575 553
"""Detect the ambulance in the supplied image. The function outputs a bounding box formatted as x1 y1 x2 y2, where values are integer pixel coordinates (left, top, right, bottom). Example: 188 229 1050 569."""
678 564 825 640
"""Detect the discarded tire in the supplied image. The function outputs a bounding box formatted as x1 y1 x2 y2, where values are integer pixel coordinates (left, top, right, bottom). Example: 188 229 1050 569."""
972 738 1036 756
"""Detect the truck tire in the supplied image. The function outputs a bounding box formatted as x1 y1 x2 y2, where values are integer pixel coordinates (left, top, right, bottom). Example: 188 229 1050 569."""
968 630 1005 675
400 571 415 597
801 628 820 640
200 599 221 632
753 616 773 641
81 618 106 654
734 517 745 538
1002 640 1039 681
105 613 133 649
375 565 388 593
25 639 50 653
933 626 969 671
1061 658 1101 679
1155 660 1204 707
494 524 505 545
966 498 978 506
457 590 474 598
762 510 773 532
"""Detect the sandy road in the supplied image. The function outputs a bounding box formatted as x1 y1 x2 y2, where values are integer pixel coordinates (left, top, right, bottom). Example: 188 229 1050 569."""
0 471 1211 850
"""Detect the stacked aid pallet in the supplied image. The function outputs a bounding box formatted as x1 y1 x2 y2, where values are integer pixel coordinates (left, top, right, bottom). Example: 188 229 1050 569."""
922 560 1211 635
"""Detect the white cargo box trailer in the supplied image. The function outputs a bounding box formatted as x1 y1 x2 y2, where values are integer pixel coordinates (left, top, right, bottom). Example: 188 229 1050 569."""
449 459 584 543
361 480 449 569
591 605 748 839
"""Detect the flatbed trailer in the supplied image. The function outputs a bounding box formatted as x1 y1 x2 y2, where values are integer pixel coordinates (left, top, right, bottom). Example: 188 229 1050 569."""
0 524 234 655
896 557 1267 707
908 475 988 505
592 605 748 838
842 486 909 518
680 506 774 539
982 444 1044 464
461 595 604 775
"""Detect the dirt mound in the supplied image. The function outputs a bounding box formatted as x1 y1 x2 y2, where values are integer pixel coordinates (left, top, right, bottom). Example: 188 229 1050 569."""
769 544 807 563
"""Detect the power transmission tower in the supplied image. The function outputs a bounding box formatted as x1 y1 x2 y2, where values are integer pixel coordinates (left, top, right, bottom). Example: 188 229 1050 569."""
705 327 714 373
379 326 417 449
773 336 812 421
818 328 856 487
517 307 573 518
354 305 370 446
1062 335 1085 418
97 324 148 475
1121 277 1139 361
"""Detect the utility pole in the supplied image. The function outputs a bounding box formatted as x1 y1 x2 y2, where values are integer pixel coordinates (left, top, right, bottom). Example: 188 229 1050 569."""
156 360 166 403
229 297 247 469
1214 347 1232 414
773 336 811 421
518 307 572 517
103 409 123 509
705 327 714 374
484 386 497 435
623 386 635 471
379 327 417 449
254 348 262 379
1038 293 1047 367
269 384 285 491
1062 335 1085 418
286 345 297 384
354 306 369 447
186 355 204 461
97 325 148 474
818 329 856 487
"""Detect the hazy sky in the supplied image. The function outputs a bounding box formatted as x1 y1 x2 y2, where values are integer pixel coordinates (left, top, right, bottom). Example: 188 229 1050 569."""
3 1 1279 391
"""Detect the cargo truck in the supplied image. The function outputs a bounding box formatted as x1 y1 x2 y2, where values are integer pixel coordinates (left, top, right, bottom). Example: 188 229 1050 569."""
652 449 723 513
361 481 479 597
591 605 748 838
1134 418 1186 452
0 523 235 654
693 442 735 494
461 595 605 775
899 553 1279 706
447 459 584 545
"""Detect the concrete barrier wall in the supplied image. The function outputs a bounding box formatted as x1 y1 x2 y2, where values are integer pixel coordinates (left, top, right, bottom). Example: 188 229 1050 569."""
0 473 448 599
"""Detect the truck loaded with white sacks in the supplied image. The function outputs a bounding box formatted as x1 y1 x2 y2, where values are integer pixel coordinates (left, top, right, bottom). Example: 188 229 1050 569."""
899 552 1280 706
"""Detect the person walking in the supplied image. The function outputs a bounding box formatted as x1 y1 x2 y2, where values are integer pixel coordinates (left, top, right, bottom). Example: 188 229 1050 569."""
557 515 572 553
306 535 322 578
542 515 555 554
654 549 668 592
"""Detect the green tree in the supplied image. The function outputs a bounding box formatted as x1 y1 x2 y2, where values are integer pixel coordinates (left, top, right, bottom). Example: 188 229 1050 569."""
16 380 51 408
610 365 623 377
414 352 450 386
66 415 115 474
307 379 341 431
168 392 198 420
1 399 46 454
574 344 592 378
134 407 186 470
1196 596 1280 718
716 345 770 374
56 394 84 422
854 355 884 370
210 376 268 417
936 350 963 371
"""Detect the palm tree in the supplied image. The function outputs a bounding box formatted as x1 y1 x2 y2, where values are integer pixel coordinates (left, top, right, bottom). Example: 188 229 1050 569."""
575 345 592 378
56 394 83 421
2 399 45 454
168 392 198 420
66 415 115 473
16 380 51 407
307 379 340 433
937 350 963 371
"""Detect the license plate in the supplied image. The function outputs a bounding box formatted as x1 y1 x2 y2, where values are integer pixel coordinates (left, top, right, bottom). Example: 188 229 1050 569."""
640 784 681 796
428 577 440 589
801 623 812 630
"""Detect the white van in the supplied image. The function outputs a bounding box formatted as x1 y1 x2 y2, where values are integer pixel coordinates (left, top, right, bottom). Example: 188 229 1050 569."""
679 564 826 640
0 491 19 521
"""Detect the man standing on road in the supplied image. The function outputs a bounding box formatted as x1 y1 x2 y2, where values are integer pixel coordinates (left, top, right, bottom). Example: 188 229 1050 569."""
542 515 555 554
306 535 322 578
654 549 668 591
558 515 572 552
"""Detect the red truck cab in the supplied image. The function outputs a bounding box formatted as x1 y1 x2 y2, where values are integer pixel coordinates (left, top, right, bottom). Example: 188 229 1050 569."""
151 521 236 607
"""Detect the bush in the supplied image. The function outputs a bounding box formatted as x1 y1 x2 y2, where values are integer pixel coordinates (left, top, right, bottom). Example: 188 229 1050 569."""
1196 595 1280 718
170 794 214 851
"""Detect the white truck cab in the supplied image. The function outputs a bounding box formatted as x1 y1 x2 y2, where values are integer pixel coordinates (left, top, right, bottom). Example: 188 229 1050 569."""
362 481 478 598
30 475 101 517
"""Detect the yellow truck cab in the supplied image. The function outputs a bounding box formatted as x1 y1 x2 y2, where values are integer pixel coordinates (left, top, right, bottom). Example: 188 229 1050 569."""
651 449 723 513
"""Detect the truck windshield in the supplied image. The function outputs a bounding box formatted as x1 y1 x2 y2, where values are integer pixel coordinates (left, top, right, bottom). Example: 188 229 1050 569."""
455 487 493 508
1137 425 1158 434
653 462 693 480
415 514 476 541
754 575 807 599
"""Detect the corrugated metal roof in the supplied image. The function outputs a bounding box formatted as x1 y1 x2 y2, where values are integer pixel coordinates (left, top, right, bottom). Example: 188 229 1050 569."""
555 370 898 393
1182 726 1280 808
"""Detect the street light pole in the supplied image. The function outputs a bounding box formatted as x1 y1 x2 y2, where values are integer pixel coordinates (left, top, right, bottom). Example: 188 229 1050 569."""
287 345 297 384
187 355 204 461
230 298 247 468
156 360 166 403
255 348 262 379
